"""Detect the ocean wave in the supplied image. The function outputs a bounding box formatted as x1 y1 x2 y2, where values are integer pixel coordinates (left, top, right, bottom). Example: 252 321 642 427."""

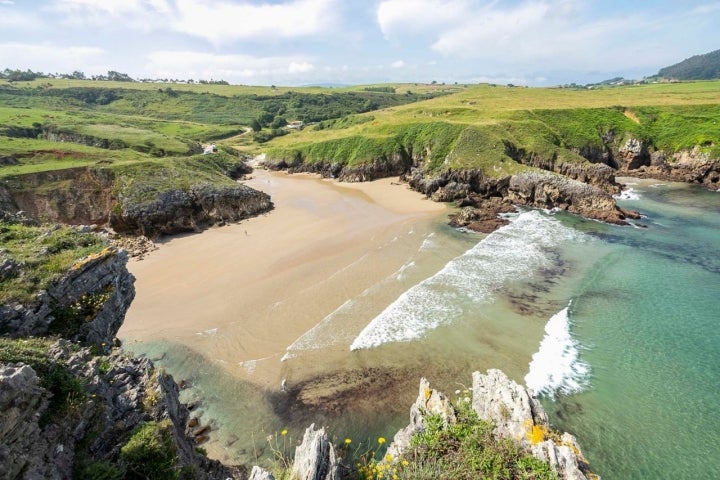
524 303 590 398
350 210 585 350
614 187 641 201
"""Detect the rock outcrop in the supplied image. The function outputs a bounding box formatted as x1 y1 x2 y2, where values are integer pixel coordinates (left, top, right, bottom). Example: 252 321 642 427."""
0 342 236 480
472 370 592 480
0 247 135 345
290 424 340 480
386 378 456 460
0 364 46 480
263 152 411 182
507 171 638 225
111 183 273 237
386 373 594 480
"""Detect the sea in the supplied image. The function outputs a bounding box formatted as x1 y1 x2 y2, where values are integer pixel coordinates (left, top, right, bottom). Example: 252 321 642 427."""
123 177 720 479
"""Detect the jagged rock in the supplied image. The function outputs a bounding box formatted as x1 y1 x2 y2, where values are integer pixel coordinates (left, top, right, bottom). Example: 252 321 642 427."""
448 198 515 233
112 183 273 237
0 247 135 345
249 465 276 480
531 433 589 480
0 364 47 480
266 152 411 182
0 343 237 480
0 254 22 281
472 369 547 446
430 181 470 201
630 147 720 191
386 378 456 460
291 424 340 480
507 171 637 225
109 234 157 259
472 369 591 480
617 138 650 170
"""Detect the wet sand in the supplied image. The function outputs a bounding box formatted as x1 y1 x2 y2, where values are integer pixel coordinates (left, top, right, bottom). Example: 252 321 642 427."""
120 169 447 389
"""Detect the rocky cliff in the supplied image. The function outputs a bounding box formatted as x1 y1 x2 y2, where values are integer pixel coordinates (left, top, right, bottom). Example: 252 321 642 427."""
0 164 274 238
111 182 273 237
0 247 134 345
613 140 720 190
0 246 239 480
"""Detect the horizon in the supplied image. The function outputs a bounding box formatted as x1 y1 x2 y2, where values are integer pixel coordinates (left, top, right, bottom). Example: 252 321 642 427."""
1 1 719 87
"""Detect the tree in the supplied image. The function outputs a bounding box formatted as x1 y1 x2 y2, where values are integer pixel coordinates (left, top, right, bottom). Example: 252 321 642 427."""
250 119 262 132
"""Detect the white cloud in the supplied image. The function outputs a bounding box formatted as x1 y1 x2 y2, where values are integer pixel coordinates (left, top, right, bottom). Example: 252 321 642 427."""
377 0 682 74
0 43 105 73
145 50 316 82
288 61 314 73
171 0 338 44
377 0 470 38
391 60 405 68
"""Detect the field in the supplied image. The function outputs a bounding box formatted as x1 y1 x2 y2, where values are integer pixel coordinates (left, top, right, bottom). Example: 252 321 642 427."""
257 81 720 177
1 79 719 189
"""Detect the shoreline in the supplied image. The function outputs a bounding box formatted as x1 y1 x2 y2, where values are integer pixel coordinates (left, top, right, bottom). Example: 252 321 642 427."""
119 169 449 389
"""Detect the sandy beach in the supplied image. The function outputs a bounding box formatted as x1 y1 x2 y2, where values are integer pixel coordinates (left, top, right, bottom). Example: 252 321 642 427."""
119 169 448 389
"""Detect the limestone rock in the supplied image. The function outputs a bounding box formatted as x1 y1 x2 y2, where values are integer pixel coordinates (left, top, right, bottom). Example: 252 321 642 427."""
112 183 273 237
472 369 592 480
291 424 340 480
249 465 276 480
0 364 46 480
617 138 650 170
507 171 636 225
472 369 547 446
386 378 456 459
0 247 135 345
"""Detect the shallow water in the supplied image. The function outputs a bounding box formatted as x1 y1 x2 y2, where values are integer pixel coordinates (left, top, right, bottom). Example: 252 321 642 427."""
122 176 720 478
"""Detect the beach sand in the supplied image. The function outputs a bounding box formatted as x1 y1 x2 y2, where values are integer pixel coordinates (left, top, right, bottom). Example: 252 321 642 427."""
119 169 448 389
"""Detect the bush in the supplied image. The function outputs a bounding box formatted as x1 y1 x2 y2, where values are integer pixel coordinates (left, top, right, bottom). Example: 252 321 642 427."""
121 421 177 480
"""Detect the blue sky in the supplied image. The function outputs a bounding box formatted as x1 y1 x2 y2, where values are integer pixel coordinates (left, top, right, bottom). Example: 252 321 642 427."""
0 0 718 86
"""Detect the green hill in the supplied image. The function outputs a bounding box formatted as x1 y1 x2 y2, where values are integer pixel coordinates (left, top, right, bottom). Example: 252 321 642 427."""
657 49 720 80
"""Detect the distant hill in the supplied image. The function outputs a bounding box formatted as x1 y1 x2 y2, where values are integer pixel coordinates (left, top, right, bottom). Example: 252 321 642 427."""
657 49 720 80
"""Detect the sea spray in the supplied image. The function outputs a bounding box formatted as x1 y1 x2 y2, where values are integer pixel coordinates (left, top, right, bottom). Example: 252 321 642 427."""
350 210 585 350
524 303 589 398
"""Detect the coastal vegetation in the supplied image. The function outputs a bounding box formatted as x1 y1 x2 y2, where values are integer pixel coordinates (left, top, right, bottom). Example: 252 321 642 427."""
655 48 720 81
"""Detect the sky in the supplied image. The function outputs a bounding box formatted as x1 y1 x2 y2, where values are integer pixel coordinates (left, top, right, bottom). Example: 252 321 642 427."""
0 0 719 86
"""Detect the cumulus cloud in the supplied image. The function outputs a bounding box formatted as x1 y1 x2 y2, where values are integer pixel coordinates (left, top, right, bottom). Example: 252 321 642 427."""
377 0 470 38
145 50 316 82
47 0 338 43
171 0 338 44
0 43 105 72
376 0 690 74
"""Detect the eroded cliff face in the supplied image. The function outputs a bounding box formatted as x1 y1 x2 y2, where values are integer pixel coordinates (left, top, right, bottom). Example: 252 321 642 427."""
0 247 135 344
0 343 236 480
2 168 115 225
0 166 274 238
613 140 720 190
111 183 273 237
0 247 238 480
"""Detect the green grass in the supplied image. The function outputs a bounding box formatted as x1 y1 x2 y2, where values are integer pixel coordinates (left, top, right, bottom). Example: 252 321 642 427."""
258 81 720 176
0 221 106 304
120 420 177 480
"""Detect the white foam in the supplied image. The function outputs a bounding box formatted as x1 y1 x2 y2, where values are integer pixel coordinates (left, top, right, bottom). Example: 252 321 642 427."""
196 328 218 336
419 232 437 251
614 187 641 201
524 303 589 398
350 210 585 350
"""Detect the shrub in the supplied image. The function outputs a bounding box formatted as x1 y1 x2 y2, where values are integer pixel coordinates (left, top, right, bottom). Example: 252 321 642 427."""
120 420 177 480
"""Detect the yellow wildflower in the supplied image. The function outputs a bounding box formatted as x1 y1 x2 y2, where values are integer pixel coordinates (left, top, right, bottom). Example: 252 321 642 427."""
344 438 352 445
281 429 288 436
378 437 386 445
385 453 393 462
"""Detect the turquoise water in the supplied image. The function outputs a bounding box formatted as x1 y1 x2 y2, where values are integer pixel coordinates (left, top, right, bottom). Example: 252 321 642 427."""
123 179 720 478
547 182 720 479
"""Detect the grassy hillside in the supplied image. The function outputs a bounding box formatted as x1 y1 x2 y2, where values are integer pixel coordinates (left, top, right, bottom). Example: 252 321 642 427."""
257 81 720 177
